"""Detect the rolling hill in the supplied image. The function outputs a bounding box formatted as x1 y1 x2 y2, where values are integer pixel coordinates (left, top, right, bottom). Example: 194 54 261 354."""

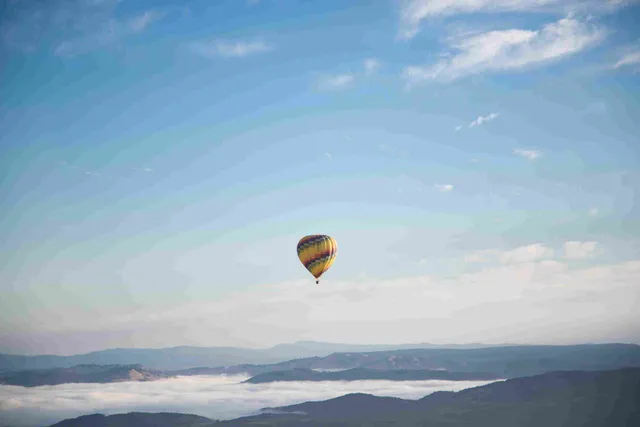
243 367 501 383
221 367 640 426
0 364 168 387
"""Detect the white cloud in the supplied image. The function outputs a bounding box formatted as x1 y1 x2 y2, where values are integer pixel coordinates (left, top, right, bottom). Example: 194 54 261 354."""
611 49 640 70
465 243 556 264
364 58 382 75
464 249 500 263
397 0 635 40
469 112 499 127
324 152 333 160
3 0 162 55
588 207 599 216
0 376 495 427
401 16 605 86
189 39 273 58
499 243 555 264
434 184 454 192
317 73 355 91
52 9 164 57
563 241 600 259
513 148 541 160
378 144 409 157
99 254 640 346
455 125 463 132
465 241 604 266
128 10 165 33
398 0 560 40
315 58 379 91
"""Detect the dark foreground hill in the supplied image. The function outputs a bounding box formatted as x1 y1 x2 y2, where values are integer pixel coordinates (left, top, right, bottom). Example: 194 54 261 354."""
244 367 501 383
0 364 168 387
46 367 640 427
221 367 640 427
48 412 214 427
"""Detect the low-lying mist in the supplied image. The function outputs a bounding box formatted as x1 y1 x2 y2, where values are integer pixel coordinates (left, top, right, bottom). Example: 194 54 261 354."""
0 374 499 426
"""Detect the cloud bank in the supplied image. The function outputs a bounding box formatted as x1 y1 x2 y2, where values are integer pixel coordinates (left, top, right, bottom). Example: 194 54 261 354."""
0 376 497 427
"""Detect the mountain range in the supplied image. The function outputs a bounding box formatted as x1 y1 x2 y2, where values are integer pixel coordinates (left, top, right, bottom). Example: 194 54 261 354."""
0 341 500 371
210 343 640 378
3 343 640 387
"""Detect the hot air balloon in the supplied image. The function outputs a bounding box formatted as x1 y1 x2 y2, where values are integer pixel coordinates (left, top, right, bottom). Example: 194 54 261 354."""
297 234 338 284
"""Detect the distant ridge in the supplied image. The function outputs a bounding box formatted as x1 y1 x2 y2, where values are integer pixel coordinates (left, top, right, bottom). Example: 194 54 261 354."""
0 340 518 371
3 343 640 386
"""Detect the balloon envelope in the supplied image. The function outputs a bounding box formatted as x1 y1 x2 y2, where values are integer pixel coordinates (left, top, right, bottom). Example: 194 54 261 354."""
297 235 338 282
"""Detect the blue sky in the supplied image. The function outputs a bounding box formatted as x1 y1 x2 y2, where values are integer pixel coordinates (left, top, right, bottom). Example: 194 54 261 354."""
1 0 639 354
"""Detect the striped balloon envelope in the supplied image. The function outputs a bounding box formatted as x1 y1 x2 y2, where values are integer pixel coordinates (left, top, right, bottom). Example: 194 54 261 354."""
296 235 338 283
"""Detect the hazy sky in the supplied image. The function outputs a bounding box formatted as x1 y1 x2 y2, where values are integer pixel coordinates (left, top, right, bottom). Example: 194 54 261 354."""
1 0 639 355
0 374 497 426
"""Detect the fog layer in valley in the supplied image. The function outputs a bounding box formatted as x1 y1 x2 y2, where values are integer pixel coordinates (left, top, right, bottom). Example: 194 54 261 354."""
0 374 499 426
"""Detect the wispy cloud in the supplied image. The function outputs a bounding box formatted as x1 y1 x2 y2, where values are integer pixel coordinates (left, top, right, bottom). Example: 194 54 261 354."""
611 48 640 71
499 243 555 264
1 0 165 57
364 58 382 75
402 16 605 86
455 125 463 132
513 148 542 160
189 39 273 58
129 10 165 33
379 144 409 157
434 184 454 192
324 152 333 160
588 207 599 217
469 112 499 128
397 0 634 40
54 10 164 57
316 58 381 91
317 73 356 91
398 0 560 40
465 243 556 265
563 241 600 260
466 241 602 265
